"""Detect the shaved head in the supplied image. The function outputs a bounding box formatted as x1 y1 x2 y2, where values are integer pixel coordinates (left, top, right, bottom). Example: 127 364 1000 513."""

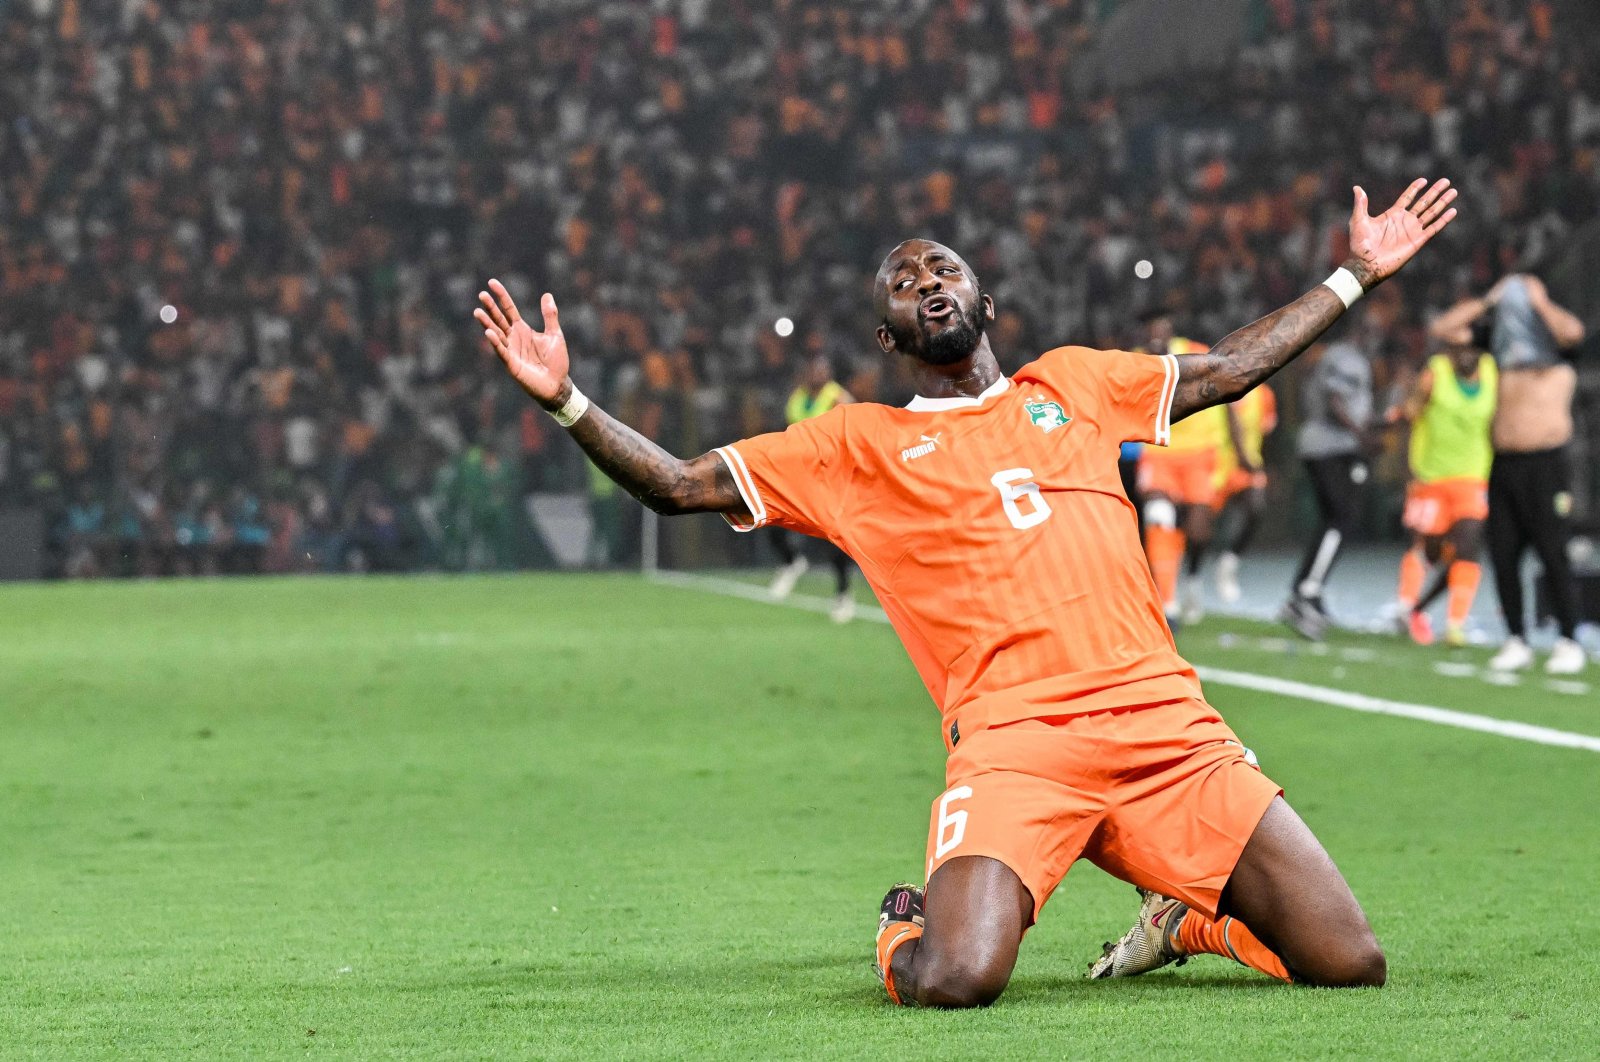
873 239 979 320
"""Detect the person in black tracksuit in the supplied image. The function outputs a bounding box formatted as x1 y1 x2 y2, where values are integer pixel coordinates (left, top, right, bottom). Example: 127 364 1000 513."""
1281 340 1372 639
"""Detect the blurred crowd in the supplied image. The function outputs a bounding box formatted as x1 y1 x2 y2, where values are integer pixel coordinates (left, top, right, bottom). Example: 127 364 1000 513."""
2 0 1597 576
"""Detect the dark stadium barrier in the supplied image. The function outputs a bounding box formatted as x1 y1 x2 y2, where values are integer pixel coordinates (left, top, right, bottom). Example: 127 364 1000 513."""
0 509 45 581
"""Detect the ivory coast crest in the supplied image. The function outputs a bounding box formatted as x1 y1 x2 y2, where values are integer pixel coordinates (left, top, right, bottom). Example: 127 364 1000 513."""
1025 398 1070 433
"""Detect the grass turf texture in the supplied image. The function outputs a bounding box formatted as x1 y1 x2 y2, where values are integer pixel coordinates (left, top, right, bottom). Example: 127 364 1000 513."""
3 574 1597 1059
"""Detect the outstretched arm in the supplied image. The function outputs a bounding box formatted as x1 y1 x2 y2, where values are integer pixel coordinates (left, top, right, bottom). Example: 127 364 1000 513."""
1171 178 1458 420
474 281 746 518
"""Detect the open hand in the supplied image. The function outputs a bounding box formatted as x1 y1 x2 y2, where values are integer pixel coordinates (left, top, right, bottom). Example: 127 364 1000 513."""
474 280 568 405
1346 178 1458 288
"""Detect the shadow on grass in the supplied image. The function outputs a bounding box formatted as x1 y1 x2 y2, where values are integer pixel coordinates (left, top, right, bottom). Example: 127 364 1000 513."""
391 946 866 996
1013 972 1288 1000
395 949 1291 1013
800 971 1291 1012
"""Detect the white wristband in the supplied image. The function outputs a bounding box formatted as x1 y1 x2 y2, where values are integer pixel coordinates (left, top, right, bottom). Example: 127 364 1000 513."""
549 385 590 428
1323 267 1365 310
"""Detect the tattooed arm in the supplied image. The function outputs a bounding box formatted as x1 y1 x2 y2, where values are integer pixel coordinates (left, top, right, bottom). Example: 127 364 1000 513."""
474 281 746 518
556 379 739 515
1170 178 1459 422
1171 285 1349 418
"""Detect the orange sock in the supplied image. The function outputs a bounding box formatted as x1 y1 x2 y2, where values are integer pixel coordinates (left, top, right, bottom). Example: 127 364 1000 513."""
1176 910 1291 982
1447 560 1481 628
876 923 922 1005
1397 548 1425 610
1145 525 1186 610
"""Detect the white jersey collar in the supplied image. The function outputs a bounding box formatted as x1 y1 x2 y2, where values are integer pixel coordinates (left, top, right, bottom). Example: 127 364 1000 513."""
905 375 1011 412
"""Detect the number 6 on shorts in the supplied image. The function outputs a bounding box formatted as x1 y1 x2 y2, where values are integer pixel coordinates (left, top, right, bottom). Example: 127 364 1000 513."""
934 785 974 860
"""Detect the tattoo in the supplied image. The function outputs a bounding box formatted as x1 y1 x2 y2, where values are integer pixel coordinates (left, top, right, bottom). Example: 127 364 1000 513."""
563 400 744 518
1171 283 1348 421
1343 258 1380 291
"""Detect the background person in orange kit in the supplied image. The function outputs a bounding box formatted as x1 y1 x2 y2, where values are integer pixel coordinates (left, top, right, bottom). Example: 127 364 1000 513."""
1135 310 1225 626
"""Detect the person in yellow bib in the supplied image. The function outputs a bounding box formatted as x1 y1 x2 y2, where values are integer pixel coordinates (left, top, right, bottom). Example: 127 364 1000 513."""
1211 384 1278 604
1386 336 1497 646
768 354 857 621
1136 313 1223 624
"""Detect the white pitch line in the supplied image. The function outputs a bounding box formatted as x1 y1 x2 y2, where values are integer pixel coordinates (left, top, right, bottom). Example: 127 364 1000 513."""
649 570 1600 754
648 569 891 622
1227 633 1590 698
1195 666 1600 753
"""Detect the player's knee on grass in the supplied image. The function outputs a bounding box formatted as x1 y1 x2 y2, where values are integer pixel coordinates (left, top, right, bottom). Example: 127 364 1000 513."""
1296 929 1386 988
1234 899 1387 989
1221 798 1387 989
909 941 1015 1008
905 855 1031 1008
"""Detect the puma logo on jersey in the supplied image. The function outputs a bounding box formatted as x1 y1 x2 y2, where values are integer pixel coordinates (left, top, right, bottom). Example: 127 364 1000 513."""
900 433 942 462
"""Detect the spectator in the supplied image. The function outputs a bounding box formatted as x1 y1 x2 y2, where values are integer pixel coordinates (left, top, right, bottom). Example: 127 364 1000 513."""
2 0 1596 577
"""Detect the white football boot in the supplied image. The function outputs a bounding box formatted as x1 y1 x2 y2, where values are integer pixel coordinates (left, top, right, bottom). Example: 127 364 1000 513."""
829 591 856 624
1215 551 1242 604
1488 636 1534 672
1180 577 1206 626
768 556 809 600
1545 637 1587 675
1089 888 1189 979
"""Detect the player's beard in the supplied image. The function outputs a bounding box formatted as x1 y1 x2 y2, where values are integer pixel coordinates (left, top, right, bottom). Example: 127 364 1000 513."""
889 291 988 366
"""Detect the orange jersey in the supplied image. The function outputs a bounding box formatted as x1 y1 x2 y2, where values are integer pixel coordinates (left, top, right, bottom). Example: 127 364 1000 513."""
715 346 1202 736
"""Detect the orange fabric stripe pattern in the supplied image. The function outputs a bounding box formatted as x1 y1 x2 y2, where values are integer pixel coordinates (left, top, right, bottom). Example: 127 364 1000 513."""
720 346 1203 730
713 444 766 531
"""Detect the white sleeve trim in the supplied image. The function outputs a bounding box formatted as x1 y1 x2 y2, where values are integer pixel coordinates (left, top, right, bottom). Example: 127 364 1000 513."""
713 445 767 532
1154 353 1179 445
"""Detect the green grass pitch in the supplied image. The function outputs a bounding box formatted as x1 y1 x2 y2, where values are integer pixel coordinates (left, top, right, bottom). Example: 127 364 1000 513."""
3 573 1598 1058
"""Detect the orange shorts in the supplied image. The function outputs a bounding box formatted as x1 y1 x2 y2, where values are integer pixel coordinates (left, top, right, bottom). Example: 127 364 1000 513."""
1213 467 1266 507
1403 478 1488 537
925 698 1281 924
1138 450 1217 507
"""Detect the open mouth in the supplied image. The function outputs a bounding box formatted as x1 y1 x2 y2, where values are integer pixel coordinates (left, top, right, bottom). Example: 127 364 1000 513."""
919 294 955 320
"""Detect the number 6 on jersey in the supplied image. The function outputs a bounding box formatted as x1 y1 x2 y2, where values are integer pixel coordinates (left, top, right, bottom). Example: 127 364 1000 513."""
991 468 1053 530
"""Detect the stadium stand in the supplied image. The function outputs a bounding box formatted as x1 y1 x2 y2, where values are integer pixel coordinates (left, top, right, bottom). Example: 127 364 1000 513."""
2 0 1597 576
